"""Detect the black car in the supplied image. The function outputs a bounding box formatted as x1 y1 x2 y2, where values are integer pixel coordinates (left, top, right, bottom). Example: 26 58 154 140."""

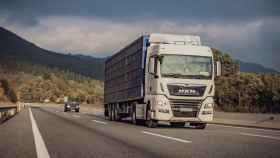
64 101 80 112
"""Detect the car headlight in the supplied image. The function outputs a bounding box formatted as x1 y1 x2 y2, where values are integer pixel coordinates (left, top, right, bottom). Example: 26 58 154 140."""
204 103 214 109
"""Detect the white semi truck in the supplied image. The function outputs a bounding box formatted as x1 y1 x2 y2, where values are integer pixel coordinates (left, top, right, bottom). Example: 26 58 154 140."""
104 33 221 128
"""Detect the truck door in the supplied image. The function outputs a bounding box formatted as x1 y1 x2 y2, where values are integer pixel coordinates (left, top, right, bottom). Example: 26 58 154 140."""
147 56 158 95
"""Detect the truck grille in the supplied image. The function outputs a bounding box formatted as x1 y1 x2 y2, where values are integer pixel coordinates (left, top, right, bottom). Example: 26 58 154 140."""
169 99 201 118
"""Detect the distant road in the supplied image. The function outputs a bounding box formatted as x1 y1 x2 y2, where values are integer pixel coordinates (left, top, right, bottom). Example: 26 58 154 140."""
1 106 280 158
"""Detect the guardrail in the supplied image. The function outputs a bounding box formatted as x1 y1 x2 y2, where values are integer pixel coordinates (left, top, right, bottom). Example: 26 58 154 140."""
0 103 23 123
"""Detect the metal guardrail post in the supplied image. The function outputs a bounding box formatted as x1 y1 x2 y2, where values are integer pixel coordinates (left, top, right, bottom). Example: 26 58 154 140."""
0 105 20 123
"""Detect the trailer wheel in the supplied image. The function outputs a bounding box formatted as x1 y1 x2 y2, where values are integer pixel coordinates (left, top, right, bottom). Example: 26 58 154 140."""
112 104 120 121
109 104 113 121
104 104 109 119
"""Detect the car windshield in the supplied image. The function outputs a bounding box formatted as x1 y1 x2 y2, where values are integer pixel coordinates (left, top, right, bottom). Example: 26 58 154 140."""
160 55 213 79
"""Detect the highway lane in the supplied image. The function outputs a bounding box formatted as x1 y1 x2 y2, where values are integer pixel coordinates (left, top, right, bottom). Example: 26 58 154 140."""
1 106 280 158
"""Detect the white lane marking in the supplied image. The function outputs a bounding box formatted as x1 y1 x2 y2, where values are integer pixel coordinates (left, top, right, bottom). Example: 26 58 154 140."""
29 108 51 158
72 114 80 118
240 132 280 141
209 124 280 133
141 131 192 143
91 120 107 125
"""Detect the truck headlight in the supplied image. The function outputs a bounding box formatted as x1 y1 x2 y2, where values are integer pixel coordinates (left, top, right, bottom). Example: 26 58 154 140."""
158 108 170 113
156 100 168 107
204 103 214 109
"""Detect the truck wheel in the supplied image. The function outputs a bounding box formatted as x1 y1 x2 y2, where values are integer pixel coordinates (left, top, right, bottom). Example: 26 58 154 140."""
191 123 207 129
145 103 157 127
75 109 79 113
132 106 138 124
170 122 185 127
146 119 158 128
64 108 68 112
109 105 113 121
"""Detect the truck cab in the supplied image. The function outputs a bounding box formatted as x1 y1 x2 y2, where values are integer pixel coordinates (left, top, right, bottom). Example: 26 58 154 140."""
143 34 221 128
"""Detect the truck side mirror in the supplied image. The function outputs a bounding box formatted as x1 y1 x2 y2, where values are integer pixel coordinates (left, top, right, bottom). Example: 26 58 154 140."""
149 57 155 74
216 61 222 77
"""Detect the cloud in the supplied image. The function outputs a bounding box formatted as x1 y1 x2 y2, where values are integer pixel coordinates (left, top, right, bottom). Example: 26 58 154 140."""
1 0 279 25
1 15 279 71
1 16 262 54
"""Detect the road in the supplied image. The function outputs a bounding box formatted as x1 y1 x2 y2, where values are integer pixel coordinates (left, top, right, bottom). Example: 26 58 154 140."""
1 106 280 158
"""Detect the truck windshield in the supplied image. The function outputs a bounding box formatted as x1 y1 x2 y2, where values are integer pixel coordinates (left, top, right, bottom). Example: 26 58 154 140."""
160 55 213 79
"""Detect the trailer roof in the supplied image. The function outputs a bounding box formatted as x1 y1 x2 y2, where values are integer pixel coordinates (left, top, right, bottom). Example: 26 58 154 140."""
149 33 201 46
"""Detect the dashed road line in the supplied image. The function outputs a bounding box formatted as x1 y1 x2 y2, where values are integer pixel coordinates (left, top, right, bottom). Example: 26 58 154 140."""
72 114 80 118
141 131 192 143
240 132 280 141
91 120 107 125
29 108 51 158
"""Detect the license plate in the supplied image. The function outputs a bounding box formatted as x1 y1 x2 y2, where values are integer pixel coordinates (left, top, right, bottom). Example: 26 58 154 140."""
179 108 194 112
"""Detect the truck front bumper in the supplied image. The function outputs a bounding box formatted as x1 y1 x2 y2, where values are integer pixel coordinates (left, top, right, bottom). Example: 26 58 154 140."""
151 96 214 123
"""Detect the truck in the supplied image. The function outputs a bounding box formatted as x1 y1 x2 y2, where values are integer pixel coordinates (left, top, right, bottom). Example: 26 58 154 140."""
104 33 221 128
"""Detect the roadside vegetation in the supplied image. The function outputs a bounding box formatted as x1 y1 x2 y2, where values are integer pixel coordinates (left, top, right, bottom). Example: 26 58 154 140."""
0 61 103 105
1 49 279 113
213 49 280 113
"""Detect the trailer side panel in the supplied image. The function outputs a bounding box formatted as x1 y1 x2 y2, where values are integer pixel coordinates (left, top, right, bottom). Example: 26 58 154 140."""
104 36 148 104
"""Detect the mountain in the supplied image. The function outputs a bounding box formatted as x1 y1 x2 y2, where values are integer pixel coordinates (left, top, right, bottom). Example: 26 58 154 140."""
0 26 278 80
237 60 279 74
0 27 105 80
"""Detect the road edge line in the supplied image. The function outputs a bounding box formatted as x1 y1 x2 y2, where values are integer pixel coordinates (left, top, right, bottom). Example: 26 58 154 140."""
240 132 280 141
29 108 51 158
209 123 280 132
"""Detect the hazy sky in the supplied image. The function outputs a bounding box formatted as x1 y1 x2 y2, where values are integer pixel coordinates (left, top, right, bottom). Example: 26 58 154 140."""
0 0 279 71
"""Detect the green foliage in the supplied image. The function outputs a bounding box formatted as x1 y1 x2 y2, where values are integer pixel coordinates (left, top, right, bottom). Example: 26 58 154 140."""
212 48 239 76
0 79 18 102
0 61 103 104
213 48 280 113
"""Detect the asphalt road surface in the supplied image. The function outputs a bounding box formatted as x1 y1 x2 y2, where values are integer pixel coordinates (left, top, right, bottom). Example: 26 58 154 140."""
1 106 280 158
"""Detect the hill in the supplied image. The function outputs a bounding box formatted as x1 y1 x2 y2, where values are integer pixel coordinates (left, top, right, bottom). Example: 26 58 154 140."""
1 26 279 113
0 27 105 80
1 26 279 79
237 60 279 74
